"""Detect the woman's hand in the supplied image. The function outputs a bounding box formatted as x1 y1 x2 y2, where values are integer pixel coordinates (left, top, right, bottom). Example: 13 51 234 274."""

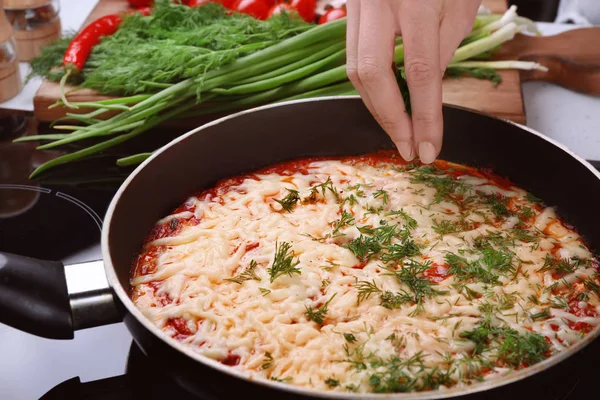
346 0 481 163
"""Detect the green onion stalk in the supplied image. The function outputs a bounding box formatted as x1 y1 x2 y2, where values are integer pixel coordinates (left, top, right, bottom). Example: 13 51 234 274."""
19 4 544 178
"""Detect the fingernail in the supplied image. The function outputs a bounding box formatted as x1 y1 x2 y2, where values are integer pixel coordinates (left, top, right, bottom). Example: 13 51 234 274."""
418 142 437 164
395 141 414 161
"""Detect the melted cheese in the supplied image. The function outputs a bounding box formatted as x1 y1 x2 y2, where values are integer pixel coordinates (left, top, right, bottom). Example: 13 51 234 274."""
131 156 600 394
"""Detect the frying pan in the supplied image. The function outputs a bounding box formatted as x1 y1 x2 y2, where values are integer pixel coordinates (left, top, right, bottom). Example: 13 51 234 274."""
1 97 600 399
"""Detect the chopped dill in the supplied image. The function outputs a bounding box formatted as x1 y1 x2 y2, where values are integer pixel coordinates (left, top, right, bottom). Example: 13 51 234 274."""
432 219 459 236
305 177 340 203
497 330 549 367
262 352 274 369
445 253 499 285
259 287 271 296
380 290 413 309
374 189 389 204
386 209 417 230
331 210 355 236
305 294 337 325
409 165 470 204
274 189 300 212
481 193 512 219
268 242 301 283
530 308 551 321
384 259 446 304
511 228 538 243
537 254 580 274
525 192 542 204
324 377 340 387
344 235 383 262
343 333 357 343
379 240 421 264
343 194 359 206
225 260 260 284
356 279 382 305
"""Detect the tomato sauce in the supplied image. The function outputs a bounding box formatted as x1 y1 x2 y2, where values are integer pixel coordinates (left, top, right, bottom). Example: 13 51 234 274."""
245 242 260 251
423 263 451 283
352 261 368 270
148 281 172 306
132 246 165 277
221 353 241 366
167 317 193 339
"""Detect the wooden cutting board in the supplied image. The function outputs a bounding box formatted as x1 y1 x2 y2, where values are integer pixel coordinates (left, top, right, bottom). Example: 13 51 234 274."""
33 0 525 123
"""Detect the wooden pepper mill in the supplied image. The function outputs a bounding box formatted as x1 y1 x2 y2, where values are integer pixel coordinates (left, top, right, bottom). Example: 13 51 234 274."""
3 0 61 62
0 0 22 102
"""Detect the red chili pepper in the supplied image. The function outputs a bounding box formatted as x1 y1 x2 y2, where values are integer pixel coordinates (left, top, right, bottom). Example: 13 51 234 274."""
62 7 152 73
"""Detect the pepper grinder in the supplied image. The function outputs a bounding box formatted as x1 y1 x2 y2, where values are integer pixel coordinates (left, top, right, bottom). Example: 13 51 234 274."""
0 0 22 102
4 0 61 61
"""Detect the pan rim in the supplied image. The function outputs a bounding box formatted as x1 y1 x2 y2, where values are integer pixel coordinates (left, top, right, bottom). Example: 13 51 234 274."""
101 96 600 399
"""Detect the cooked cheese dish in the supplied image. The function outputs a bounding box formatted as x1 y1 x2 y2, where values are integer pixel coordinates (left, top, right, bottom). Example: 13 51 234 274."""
130 152 600 394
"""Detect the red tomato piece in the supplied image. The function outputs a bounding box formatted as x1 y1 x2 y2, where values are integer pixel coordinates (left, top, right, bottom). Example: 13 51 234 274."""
268 3 296 18
233 0 271 20
318 7 347 24
127 0 153 7
288 0 317 22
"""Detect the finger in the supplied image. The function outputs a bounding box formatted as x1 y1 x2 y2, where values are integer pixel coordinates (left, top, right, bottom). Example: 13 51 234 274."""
346 1 372 112
439 0 481 70
357 0 414 161
399 0 443 164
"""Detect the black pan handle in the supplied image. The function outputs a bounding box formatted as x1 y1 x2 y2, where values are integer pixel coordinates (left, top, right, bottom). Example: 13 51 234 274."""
0 252 121 339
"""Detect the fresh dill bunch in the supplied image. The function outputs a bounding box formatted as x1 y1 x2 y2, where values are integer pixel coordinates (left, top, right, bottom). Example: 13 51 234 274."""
225 260 260 284
28 36 74 82
31 0 312 96
274 189 300 212
305 294 336 325
268 241 301 283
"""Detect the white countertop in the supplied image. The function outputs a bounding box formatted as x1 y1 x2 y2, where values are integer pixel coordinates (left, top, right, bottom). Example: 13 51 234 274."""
0 4 599 400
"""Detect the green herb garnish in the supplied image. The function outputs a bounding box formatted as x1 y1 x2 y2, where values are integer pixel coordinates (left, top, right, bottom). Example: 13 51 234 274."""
374 189 389 204
305 294 337 325
268 242 301 283
225 260 260 284
325 378 339 387
274 189 300 212
262 352 274 369
331 210 355 236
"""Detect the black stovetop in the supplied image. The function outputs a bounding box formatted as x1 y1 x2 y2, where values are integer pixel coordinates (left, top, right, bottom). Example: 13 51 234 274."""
2 112 600 400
